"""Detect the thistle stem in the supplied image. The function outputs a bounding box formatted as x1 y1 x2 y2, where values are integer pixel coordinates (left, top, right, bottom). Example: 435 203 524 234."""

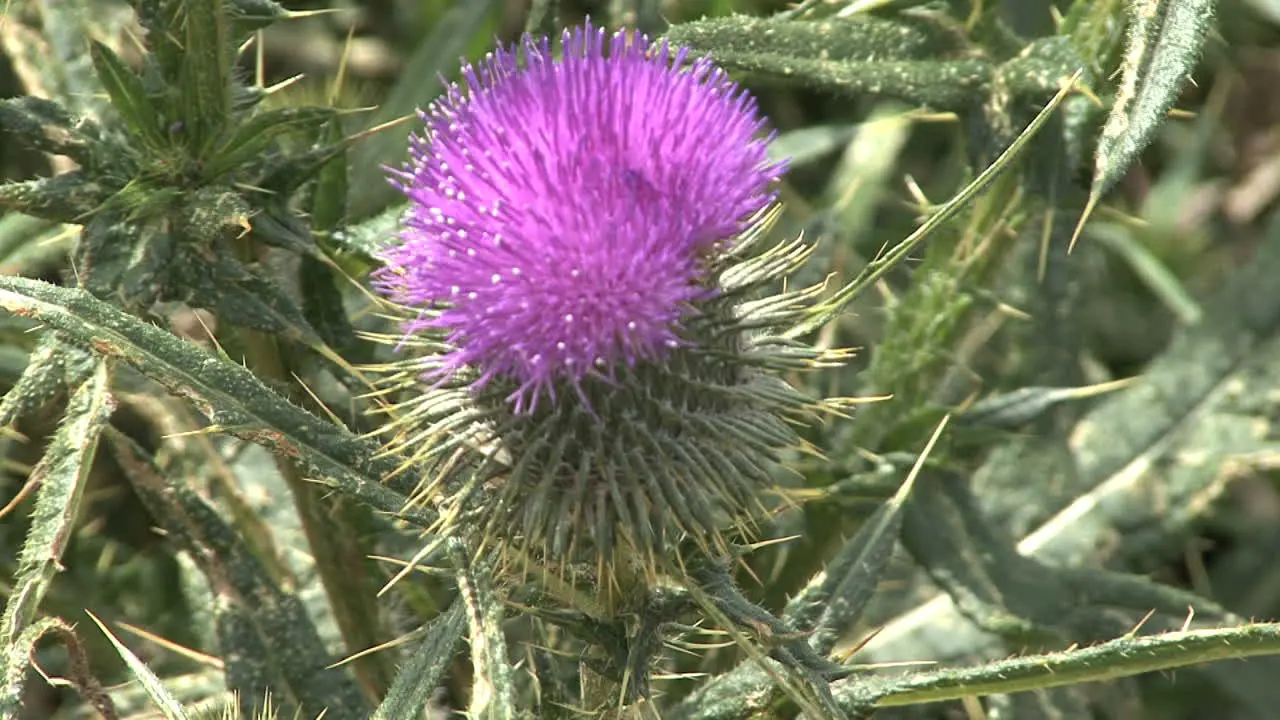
580 545 648 717
230 233 395 701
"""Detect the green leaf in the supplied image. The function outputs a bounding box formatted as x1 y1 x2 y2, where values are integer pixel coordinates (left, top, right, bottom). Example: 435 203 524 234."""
452 544 518 720
0 359 114 651
89 40 167 149
88 611 190 720
371 602 467 720
863 215 1280 713
767 124 856 167
310 118 349 234
106 432 370 720
797 75 1080 334
73 212 175 310
672 420 939 720
228 0 290 37
0 214 57 271
797 424 932 654
0 332 96 428
172 244 323 347
332 204 401 260
300 256 368 364
259 139 355 199
956 382 1130 431
0 276 428 526
1090 0 1216 200
0 96 97 164
153 0 233 152
838 622 1280 712
204 107 339 179
1061 0 1128 76
664 13 966 64
0 172 110 223
244 205 322 258
692 53 993 109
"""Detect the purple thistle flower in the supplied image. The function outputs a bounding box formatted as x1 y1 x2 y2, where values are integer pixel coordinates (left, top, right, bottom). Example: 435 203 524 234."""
374 20 785 412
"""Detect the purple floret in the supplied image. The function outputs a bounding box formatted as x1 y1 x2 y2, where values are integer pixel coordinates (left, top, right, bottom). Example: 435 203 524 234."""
373 20 784 412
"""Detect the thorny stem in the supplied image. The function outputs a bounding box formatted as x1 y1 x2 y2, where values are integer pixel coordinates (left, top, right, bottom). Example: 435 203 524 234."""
580 545 650 717
232 239 394 701
845 622 1280 710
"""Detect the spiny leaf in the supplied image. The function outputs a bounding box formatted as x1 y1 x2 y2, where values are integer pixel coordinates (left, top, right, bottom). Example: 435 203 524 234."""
800 418 943 654
697 53 993 109
0 172 110 223
0 332 96 427
835 623 1280 712
89 40 166 149
1060 0 1128 76
0 360 114 650
309 118 349 235
228 0 291 37
671 419 944 719
0 276 427 524
1090 0 1216 201
88 611 190 720
73 213 174 310
370 602 466 720
331 204 401 260
0 96 97 164
956 380 1132 431
243 206 321 257
664 13 966 64
863 217 1280 711
106 431 370 720
204 107 339 179
452 544 518 720
173 245 323 347
796 74 1080 334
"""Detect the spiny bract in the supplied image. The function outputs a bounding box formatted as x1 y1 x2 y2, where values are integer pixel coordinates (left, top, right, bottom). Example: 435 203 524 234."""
367 21 849 589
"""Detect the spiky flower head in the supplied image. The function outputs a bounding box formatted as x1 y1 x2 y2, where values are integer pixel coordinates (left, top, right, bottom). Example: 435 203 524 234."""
369 21 847 589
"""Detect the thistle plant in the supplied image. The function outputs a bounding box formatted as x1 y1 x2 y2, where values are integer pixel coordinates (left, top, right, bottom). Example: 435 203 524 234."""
8 1 1280 720
368 21 846 599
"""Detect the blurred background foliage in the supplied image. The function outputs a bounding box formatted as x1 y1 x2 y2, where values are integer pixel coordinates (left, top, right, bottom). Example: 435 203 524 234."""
3 0 1280 718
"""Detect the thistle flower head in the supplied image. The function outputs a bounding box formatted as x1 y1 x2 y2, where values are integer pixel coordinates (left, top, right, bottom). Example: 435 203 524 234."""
369 22 847 589
373 20 784 412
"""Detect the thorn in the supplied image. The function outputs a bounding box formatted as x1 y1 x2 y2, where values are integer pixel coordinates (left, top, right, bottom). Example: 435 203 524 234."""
1069 187 1100 254
0 474 40 520
1126 607 1158 638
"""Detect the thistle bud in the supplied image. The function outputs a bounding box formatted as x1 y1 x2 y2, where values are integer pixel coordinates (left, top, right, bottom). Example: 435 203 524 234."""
368 21 846 591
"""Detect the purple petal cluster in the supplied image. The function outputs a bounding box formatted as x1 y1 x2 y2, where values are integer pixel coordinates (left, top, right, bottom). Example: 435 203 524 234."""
375 20 784 412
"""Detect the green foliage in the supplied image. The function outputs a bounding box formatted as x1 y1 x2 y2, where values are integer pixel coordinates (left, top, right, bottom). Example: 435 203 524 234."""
4 0 1279 719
